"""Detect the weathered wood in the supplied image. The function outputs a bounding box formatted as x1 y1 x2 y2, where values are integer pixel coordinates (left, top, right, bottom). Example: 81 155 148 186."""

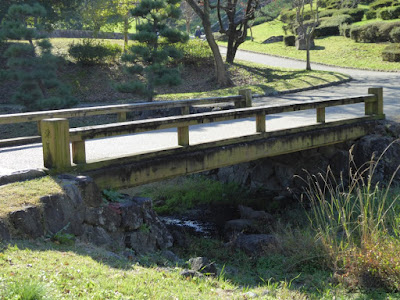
239 89 252 107
69 95 375 142
256 112 266 132
117 112 127 122
72 140 86 164
41 118 71 170
316 107 325 123
181 106 190 115
178 126 189 146
0 95 242 125
368 87 384 118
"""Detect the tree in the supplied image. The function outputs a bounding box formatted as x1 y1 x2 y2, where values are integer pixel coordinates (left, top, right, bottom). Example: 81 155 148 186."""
294 0 319 70
1 4 76 110
186 0 231 86
116 0 189 102
180 0 196 34
216 0 259 63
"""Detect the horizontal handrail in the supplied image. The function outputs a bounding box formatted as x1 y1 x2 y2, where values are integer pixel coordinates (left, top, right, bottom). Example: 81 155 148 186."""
40 87 384 171
0 94 246 125
69 94 376 142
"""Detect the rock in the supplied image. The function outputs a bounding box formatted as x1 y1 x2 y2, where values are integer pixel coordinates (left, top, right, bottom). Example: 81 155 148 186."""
0 220 10 241
189 257 217 275
0 169 46 186
161 250 181 263
75 176 103 207
180 270 203 278
295 37 315 50
239 206 273 222
244 291 258 298
41 193 85 236
125 231 157 254
9 206 43 238
262 35 283 44
169 228 188 248
82 225 124 248
120 201 144 231
225 219 254 233
230 234 277 256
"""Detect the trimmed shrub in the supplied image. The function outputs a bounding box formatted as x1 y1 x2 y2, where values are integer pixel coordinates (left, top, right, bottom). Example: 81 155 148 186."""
370 0 395 10
334 8 366 22
280 9 297 24
378 6 400 19
174 39 213 66
319 9 338 18
382 43 400 61
252 16 271 26
365 10 377 19
315 25 340 36
321 14 354 26
284 35 295 46
68 39 122 65
390 26 400 42
350 21 400 42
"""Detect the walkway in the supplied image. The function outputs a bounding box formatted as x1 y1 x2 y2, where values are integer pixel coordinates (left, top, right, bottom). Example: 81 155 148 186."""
0 50 398 175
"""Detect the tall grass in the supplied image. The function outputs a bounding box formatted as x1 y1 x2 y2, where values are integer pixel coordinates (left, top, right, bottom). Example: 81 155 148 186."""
301 143 400 290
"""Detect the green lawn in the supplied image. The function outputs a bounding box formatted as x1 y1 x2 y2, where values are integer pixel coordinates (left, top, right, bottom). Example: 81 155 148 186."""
224 20 400 71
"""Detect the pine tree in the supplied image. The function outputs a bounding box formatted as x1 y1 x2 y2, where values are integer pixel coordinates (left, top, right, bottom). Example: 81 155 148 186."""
0 4 77 111
116 0 188 102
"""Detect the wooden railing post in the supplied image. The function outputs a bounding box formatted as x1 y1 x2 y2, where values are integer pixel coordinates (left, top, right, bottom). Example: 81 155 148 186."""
316 107 325 123
41 118 71 170
236 89 252 108
256 112 266 132
37 120 42 136
367 87 384 118
181 106 190 115
117 112 127 122
178 126 189 146
72 140 86 164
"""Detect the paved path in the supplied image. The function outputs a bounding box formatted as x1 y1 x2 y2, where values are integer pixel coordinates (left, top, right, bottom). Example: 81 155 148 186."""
1 50 399 175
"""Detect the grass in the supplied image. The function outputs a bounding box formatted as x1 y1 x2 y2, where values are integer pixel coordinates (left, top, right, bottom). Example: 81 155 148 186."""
0 176 63 218
223 20 400 71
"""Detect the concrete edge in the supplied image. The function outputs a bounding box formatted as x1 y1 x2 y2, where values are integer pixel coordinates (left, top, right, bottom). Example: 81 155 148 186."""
0 169 48 186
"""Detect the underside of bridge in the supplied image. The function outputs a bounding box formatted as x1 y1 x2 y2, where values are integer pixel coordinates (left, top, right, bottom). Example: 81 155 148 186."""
74 118 380 190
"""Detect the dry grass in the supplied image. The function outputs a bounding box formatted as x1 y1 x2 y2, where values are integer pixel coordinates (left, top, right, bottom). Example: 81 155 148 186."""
0 176 63 217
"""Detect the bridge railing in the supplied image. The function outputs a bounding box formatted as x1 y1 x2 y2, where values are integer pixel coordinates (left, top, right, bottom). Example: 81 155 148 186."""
0 89 252 147
40 87 384 171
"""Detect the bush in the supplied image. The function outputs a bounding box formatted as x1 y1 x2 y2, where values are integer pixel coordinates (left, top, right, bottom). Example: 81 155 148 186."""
280 9 297 24
382 43 400 61
378 6 400 19
251 15 272 26
174 39 213 66
283 35 296 46
390 26 400 42
334 8 366 22
315 25 340 36
319 9 338 18
370 0 395 10
68 39 122 65
350 21 400 42
365 10 377 19
321 14 354 26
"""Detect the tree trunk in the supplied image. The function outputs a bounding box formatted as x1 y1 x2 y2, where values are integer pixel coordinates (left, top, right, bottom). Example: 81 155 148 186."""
226 34 236 64
123 15 129 52
306 38 311 71
186 20 191 34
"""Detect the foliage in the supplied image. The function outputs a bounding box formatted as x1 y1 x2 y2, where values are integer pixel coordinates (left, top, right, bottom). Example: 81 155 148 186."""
350 21 400 42
302 145 400 291
2 279 48 300
0 4 77 111
174 39 213 66
141 176 251 214
390 26 400 41
365 10 377 19
102 189 126 203
382 43 400 61
370 0 396 10
333 7 366 22
115 0 188 101
68 39 122 65
378 5 400 19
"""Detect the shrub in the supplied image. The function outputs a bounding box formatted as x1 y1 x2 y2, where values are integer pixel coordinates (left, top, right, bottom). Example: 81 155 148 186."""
334 8 366 22
378 5 400 19
283 35 295 46
315 25 340 36
321 14 354 26
251 16 271 26
280 9 297 24
174 39 213 66
370 0 395 10
350 21 400 42
68 39 122 65
382 43 400 61
319 9 338 18
365 10 377 19
390 26 400 42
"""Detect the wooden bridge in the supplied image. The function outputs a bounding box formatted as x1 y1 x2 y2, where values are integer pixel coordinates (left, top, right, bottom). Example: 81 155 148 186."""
1 87 384 189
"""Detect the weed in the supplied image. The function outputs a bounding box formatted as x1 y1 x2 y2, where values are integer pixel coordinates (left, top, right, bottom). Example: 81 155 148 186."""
49 223 75 246
2 279 48 300
102 189 125 203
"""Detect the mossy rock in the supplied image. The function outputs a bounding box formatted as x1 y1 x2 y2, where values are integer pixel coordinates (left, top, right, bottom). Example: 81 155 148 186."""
382 43 400 61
